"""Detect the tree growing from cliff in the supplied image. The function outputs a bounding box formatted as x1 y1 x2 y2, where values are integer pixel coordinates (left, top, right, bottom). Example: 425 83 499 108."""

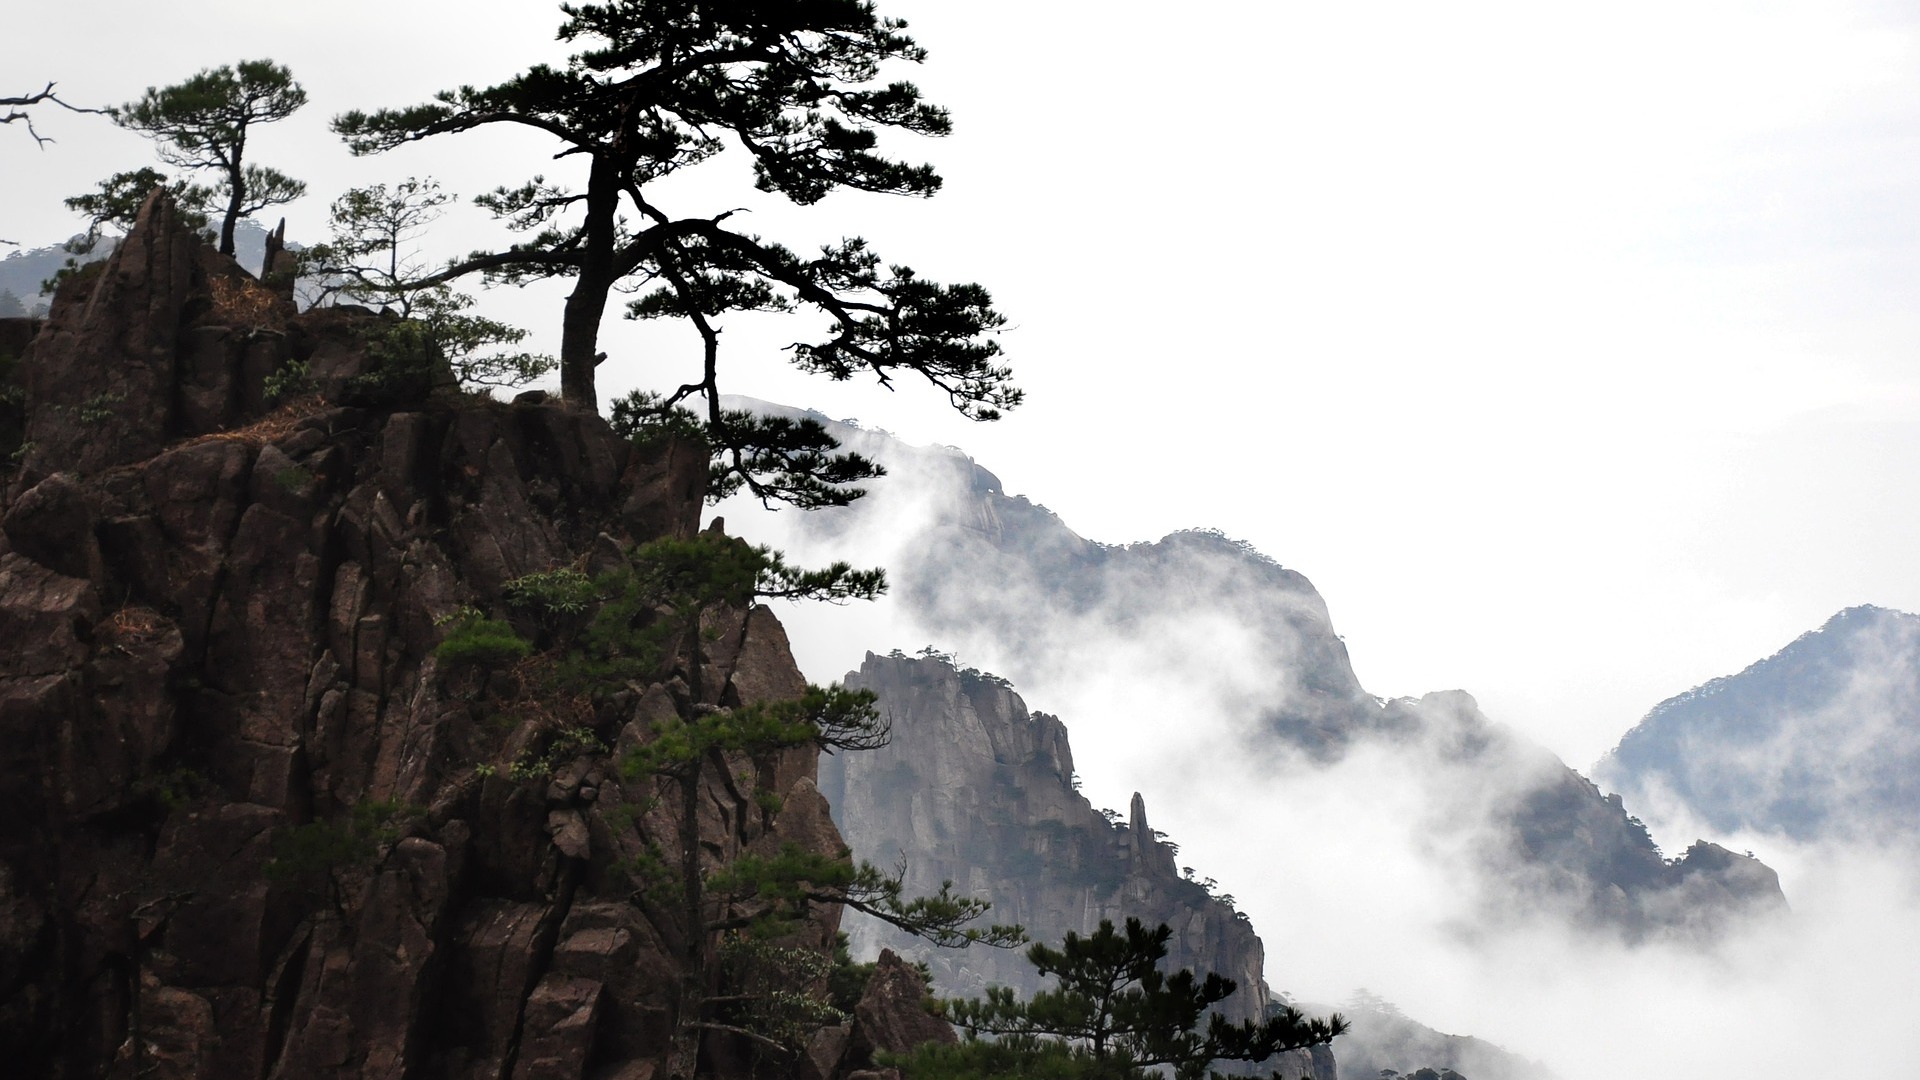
333 0 1018 497
303 178 555 391
902 918 1346 1080
62 167 214 253
495 533 1021 1074
110 60 308 256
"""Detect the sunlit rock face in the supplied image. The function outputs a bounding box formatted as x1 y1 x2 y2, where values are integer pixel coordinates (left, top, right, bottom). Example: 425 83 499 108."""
1596 604 1920 844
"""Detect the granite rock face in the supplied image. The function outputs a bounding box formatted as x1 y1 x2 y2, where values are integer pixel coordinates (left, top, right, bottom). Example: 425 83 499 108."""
0 194 873 1080
820 653 1331 1080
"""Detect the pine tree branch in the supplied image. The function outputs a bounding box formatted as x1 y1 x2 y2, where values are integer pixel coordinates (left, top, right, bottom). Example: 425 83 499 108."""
3 82 105 147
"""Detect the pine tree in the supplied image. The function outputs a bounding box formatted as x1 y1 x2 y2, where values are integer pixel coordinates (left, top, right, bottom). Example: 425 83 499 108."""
334 0 1018 466
110 60 308 256
906 918 1347 1080
483 533 1021 1076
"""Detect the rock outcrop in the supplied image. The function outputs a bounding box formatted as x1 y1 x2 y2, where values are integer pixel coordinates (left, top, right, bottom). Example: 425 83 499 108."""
819 653 1331 1080
0 193 894 1079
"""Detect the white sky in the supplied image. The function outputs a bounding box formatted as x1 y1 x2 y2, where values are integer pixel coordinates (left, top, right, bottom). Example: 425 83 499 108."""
10 0 1920 771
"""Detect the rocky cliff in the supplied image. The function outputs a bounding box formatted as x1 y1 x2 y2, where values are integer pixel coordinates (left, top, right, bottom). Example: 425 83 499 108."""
818 653 1334 1080
0 195 921 1080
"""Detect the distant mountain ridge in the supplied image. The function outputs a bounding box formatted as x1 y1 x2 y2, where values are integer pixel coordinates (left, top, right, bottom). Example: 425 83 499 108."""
0 221 281 309
824 655 1562 1079
1321 992 1555 1080
724 397 1787 943
1596 604 1920 842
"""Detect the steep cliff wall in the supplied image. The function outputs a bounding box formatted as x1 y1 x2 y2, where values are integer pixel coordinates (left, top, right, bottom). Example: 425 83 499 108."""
819 653 1334 1080
0 196 869 1080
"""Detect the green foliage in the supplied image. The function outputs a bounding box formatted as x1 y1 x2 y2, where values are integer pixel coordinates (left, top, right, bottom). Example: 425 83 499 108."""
715 935 847 1051
130 766 212 812
345 288 553 398
111 59 308 255
62 166 214 254
609 390 706 449
503 567 598 618
620 685 888 784
895 1036 1091 1080
302 177 452 306
304 179 553 393
509 724 609 782
413 287 555 391
274 465 312 493
267 798 416 903
340 313 443 407
263 357 313 404
611 390 887 509
67 390 126 424
822 931 937 1022
910 918 1346 1080
435 611 532 669
554 534 884 695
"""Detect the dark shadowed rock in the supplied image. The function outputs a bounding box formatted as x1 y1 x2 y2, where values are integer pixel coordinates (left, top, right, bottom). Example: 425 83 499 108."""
0 216 847 1080
2 472 101 580
850 948 955 1058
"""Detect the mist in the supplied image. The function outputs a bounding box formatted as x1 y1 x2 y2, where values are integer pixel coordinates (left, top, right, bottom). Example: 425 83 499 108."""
717 410 1920 1080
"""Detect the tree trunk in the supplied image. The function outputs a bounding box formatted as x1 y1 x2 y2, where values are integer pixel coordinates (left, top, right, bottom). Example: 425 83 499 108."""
670 757 706 1080
559 154 621 413
219 161 245 257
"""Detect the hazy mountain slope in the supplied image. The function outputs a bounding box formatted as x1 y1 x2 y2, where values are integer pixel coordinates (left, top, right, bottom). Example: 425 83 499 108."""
0 221 280 308
821 651 1334 1080
1323 993 1553 1080
725 398 1785 941
1595 604 1920 842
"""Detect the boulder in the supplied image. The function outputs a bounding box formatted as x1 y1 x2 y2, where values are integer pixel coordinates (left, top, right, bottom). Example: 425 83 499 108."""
849 949 955 1060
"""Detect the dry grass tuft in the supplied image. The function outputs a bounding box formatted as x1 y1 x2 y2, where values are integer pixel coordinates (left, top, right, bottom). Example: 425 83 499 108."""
181 395 329 448
103 605 170 644
207 273 287 331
